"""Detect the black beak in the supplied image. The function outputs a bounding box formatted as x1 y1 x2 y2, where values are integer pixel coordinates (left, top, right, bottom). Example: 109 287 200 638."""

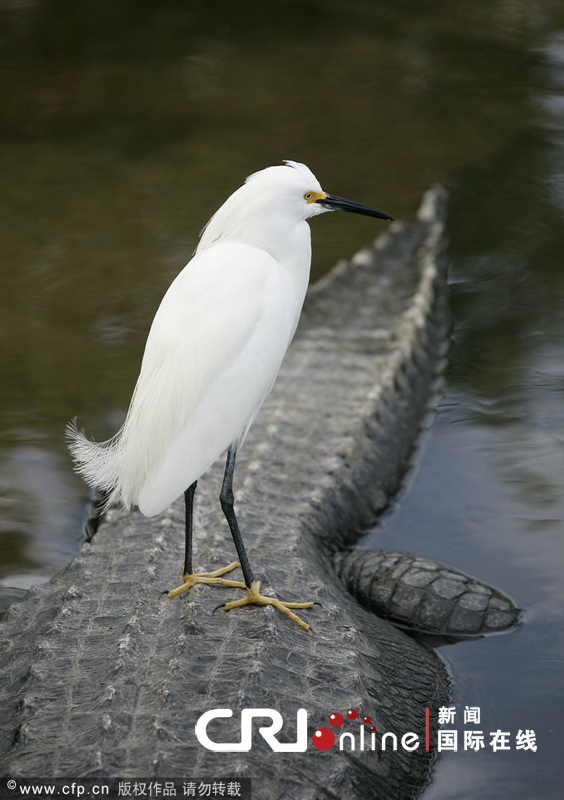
316 193 394 221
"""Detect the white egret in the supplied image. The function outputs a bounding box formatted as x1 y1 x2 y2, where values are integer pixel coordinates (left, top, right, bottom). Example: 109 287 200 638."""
68 160 393 629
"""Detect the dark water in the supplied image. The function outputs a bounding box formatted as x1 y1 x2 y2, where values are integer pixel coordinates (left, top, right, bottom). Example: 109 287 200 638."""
1 2 563 796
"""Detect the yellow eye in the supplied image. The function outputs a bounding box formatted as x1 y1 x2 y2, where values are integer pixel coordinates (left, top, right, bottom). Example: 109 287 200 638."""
304 190 326 204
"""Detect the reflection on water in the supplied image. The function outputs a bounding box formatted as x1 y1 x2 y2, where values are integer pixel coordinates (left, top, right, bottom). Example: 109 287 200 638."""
1 2 564 797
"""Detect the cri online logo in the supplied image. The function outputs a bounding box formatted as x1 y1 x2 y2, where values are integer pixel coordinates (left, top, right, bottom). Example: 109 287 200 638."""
195 706 423 753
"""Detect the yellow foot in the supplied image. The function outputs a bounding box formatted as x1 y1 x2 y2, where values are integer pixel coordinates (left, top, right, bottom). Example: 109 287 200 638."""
167 561 245 599
221 580 314 630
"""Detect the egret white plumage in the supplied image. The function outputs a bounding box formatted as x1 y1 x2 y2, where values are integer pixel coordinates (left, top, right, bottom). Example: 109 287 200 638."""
68 160 393 629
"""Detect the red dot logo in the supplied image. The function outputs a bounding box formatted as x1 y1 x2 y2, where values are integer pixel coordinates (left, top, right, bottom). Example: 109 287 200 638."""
312 727 335 750
347 709 358 720
328 712 343 727
370 725 376 732
363 716 371 724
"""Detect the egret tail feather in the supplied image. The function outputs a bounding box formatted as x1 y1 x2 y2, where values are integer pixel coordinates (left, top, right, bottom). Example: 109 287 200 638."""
65 419 127 511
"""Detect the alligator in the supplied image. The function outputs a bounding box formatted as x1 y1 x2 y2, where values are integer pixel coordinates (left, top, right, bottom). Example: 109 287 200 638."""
0 186 518 798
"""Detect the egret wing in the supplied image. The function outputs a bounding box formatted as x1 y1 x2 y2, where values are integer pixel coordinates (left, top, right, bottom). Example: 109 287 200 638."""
120 242 291 514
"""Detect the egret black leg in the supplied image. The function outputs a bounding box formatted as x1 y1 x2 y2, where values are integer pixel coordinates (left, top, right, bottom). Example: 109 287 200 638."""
183 481 197 577
170 442 313 629
220 442 255 588
167 471 244 599
219 445 314 629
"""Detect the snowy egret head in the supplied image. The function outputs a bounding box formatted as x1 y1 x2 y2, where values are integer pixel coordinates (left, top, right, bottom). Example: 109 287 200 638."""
197 160 393 257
